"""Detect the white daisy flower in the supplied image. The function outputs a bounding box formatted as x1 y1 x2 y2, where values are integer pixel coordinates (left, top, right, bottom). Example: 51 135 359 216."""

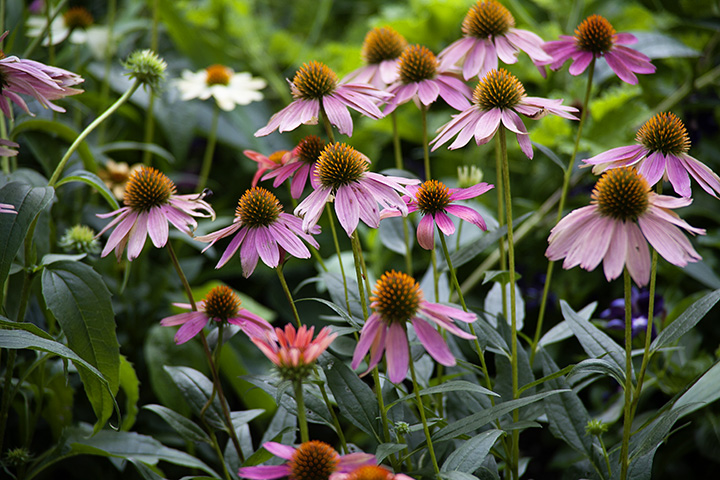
174 65 266 111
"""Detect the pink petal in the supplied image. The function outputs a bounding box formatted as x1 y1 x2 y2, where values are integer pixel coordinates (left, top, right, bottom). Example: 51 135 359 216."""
604 50 638 85
445 204 486 230
434 212 456 236
677 153 720 197
147 206 169 248
386 322 409 383
416 214 436 250
238 465 292 480
263 442 296 460
568 52 594 76
254 226 280 268
335 184 361 236
463 38 487 80
127 211 149 260
323 96 353 136
637 151 666 186
625 222 651 287
602 222 629 281
337 453 377 473
412 317 456 366
352 315 383 370
174 315 210 344
240 228 260 277
450 182 493 200
417 79 440 106
665 154 692 197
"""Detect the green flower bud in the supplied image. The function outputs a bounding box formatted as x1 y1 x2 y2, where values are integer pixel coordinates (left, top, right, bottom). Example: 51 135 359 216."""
123 49 167 91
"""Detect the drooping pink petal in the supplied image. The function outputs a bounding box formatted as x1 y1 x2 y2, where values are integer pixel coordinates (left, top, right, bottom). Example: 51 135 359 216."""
445 204 486 230
625 222 651 286
263 442 297 460
602 221 629 281
677 153 720 198
568 52 594 76
385 322 409 383
239 228 260 277
147 206 169 248
323 96 353 136
412 317 456 366
214 225 248 268
434 212 456 236
254 226 280 268
665 153 692 197
127 210 149 260
238 465 292 480
416 214 436 250
417 79 440 106
603 51 638 85
352 315 383 370
636 151 666 187
174 315 210 344
335 184 361 236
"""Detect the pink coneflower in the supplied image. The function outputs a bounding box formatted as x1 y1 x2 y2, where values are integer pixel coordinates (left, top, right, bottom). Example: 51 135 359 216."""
0 32 83 117
238 441 375 480
244 149 289 188
334 466 415 480
255 61 390 137
160 285 273 344
438 0 551 81
381 179 493 250
252 324 337 381
262 135 326 199
351 270 477 383
343 27 407 89
294 143 419 236
96 167 215 261
0 202 17 214
430 68 578 158
383 44 472 115
582 112 720 198
195 186 319 277
543 14 655 85
546 167 705 287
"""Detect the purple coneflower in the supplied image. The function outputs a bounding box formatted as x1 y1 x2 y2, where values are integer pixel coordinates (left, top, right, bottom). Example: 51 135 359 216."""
430 68 578 157
96 167 215 261
255 61 390 137
351 270 477 383
0 32 83 117
262 135 326 199
582 112 720 198
383 44 472 115
294 143 419 236
343 27 408 89
546 167 705 286
161 285 273 344
543 14 655 85
244 149 289 188
195 186 319 277
438 0 551 80
381 179 493 250
238 441 375 480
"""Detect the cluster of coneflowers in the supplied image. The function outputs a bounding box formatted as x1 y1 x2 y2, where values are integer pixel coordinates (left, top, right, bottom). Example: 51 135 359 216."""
3 1 709 480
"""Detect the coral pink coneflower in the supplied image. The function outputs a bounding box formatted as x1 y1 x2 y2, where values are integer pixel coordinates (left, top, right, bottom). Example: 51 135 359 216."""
430 68 577 158
255 61 390 137
546 167 705 286
96 167 215 261
238 441 375 480
343 26 408 89
244 149 290 188
335 466 415 480
352 271 477 383
262 135 326 199
582 112 720 198
543 14 655 85
161 285 273 344
381 179 493 250
439 0 552 81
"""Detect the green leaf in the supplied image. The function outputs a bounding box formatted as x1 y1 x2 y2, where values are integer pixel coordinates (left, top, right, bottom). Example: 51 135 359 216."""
433 390 569 442
568 358 626 387
164 366 225 431
538 303 597 349
231 410 265 430
378 216 412 255
243 375 333 427
441 430 504 473
42 260 119 431
39 253 87 266
98 141 176 165
629 407 689 461
119 355 140 431
143 404 211 444
672 360 720 418
651 289 720 352
633 32 700 59
0 182 54 288
441 225 507 270
532 142 565 170
11 119 97 172
56 170 120 211
439 471 480 480
375 443 407 463
387 380 499 409
0 315 53 340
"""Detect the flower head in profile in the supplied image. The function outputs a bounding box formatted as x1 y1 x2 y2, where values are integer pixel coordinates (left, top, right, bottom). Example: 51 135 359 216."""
256 61 390 137
383 44 472 115
0 32 83 117
352 271 477 383
244 149 290 188
546 167 705 286
0 202 16 214
161 285 273 344
123 49 167 91
97 160 143 200
430 68 578 158
59 224 101 255
26 6 94 46
175 64 266 111
343 26 408 88
335 466 415 480
381 179 493 250
294 143 419 236
438 0 551 80
252 324 337 382
543 14 655 85
262 135 326 199
96 167 215 261
238 441 375 480
195 186 319 277
600 286 664 339
582 112 720 198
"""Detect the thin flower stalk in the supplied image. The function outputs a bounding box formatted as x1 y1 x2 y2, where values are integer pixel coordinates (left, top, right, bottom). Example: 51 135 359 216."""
408 353 440 476
197 103 219 190
391 112 413 274
620 269 633 480
277 263 302 327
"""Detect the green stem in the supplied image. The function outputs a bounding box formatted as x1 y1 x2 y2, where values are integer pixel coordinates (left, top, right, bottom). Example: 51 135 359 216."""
599 434 612 479
277 264 302 327
530 59 595 366
197 104 220 190
97 0 117 144
408 352 440 476
1 114 9 175
327 205 351 315
350 231 369 320
141 0 160 165
320 107 336 143
48 80 142 187
318 381 347 453
294 381 309 443
421 106 430 179
495 135 508 320
208 429 233 480
392 112 413 275
439 234 467 311
620 268 633 480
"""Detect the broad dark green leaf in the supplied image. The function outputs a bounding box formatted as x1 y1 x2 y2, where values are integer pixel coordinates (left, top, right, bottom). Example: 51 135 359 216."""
568 358 626 387
164 366 225 431
243 375 334 427
672 360 720 418
651 289 720 352
439 471 480 480
441 226 507 270
629 406 689 461
56 170 120 211
375 443 407 463
143 404 211 444
0 315 53 340
378 216 412 255
442 430 504 473
119 355 140 431
11 119 97 172
388 381 498 409
42 260 119 431
532 141 565 170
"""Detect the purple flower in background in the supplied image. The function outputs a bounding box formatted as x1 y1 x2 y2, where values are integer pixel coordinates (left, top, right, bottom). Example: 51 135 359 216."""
543 14 655 85
343 26 408 89
601 287 665 338
352 270 477 383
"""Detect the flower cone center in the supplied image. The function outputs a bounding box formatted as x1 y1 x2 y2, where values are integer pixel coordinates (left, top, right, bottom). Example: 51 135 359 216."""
473 68 525 110
575 14 616 55
123 167 176 211
372 270 422 324
64 7 94 29
462 0 515 39
362 27 408 65
416 180 451 215
203 285 241 322
316 143 368 189
292 61 338 100
346 466 392 480
206 64 232 86
636 112 690 156
236 187 282 228
297 135 326 165
593 167 649 221
289 441 340 480
398 45 438 84
269 150 289 165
